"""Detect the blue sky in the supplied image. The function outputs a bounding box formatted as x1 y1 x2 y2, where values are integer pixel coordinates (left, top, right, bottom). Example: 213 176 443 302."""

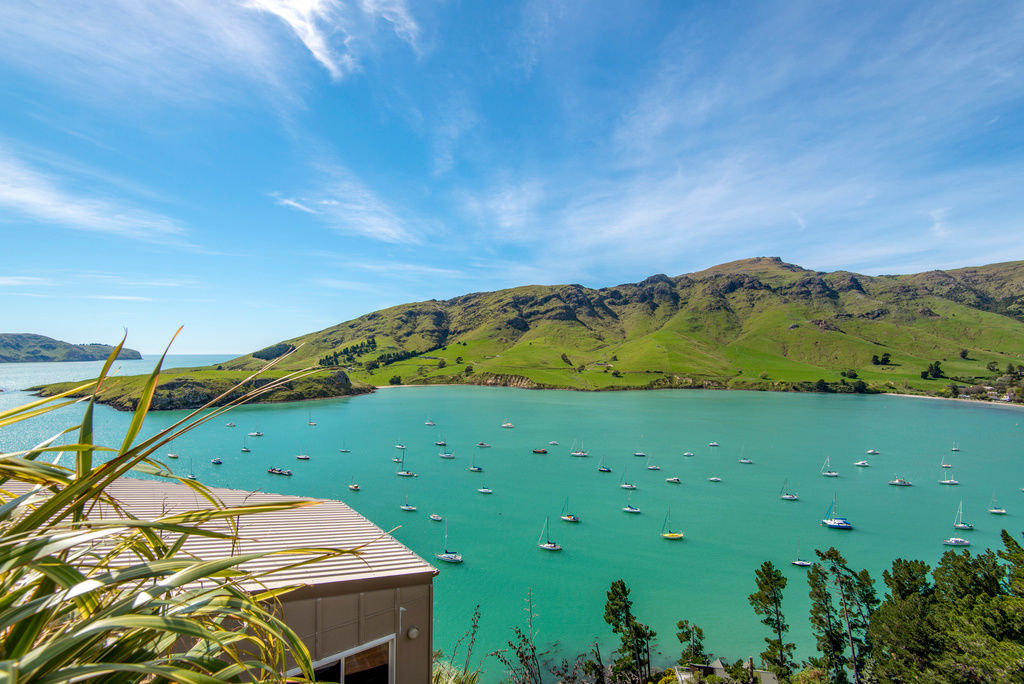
1 1 1022 353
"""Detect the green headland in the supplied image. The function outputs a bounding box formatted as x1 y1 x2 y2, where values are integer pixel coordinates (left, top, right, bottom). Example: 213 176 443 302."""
34 257 1024 409
0 333 141 363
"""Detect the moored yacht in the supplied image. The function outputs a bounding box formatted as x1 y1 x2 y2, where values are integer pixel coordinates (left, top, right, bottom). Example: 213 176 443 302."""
954 499 973 530
665 476 681 484
822 495 853 529
821 457 839 478
943 537 970 547
854 460 870 467
888 476 912 487
435 521 462 563
537 517 562 551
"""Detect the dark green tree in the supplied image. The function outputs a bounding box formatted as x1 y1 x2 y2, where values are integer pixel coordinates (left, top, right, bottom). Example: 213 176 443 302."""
815 548 877 683
987 361 1000 373
438 359 447 369
603 579 656 682
960 349 969 359
675 619 708 665
808 562 848 683
389 375 402 385
748 561 796 679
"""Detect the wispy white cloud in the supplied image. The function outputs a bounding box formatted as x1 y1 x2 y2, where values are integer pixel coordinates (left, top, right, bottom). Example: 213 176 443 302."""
0 0 419 106
462 180 545 238
83 295 153 302
273 163 415 243
0 276 53 286
0 146 185 242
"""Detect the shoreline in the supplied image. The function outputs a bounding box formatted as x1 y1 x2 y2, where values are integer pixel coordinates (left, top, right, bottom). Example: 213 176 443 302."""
884 392 1024 411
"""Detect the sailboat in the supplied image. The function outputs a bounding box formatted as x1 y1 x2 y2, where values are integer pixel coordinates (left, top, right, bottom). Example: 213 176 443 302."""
395 440 406 450
940 454 952 468
988 495 1007 515
598 455 612 473
295 444 310 461
225 422 236 428
779 479 799 501
476 481 493 494
569 438 588 457
954 499 974 530
951 442 960 452
348 476 359 492
501 419 514 428
435 521 462 563
307 411 316 427
240 436 251 453
439 447 455 459
467 453 483 472
634 436 646 458
821 457 839 478
792 545 812 567
425 417 436 426
737 447 752 464
248 428 263 437
622 491 641 514
435 435 447 446
939 470 959 485
429 513 442 521
560 498 580 523
708 441 720 447
395 452 416 477
683 451 694 457
646 456 660 471
338 442 351 453
821 494 853 529
619 469 637 490
399 491 416 511
537 517 562 551
186 456 196 480
660 508 684 540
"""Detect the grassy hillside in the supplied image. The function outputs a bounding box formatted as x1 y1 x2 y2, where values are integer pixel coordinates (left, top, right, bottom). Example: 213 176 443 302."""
0 333 141 363
36 257 1024 409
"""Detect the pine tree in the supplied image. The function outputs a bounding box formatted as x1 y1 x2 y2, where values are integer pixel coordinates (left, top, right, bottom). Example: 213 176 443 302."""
603 579 656 682
808 562 848 683
748 561 796 679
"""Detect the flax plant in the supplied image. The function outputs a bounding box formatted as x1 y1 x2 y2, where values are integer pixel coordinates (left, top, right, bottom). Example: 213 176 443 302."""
0 332 357 682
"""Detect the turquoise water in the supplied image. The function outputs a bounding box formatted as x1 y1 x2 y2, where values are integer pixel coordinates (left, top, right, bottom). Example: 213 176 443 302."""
3 362 1024 678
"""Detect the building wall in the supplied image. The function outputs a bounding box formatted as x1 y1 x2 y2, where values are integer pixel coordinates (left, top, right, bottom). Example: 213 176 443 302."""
282 579 433 683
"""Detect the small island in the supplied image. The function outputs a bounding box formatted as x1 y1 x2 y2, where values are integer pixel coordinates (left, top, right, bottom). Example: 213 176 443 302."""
0 333 142 363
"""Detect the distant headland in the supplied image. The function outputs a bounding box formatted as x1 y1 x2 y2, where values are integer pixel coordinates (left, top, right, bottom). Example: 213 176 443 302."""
0 333 142 363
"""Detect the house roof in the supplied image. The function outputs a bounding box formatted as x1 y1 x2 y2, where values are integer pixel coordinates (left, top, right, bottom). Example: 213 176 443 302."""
12 477 437 592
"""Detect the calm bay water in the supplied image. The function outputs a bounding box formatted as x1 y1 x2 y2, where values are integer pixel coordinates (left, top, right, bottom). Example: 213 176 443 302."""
3 358 1024 678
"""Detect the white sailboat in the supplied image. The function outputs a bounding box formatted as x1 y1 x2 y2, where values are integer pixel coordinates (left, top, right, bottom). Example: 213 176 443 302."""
537 517 562 551
619 469 636 490
622 491 641 514
569 438 588 457
940 454 952 468
307 411 316 427
821 456 839 478
661 508 684 540
435 521 462 563
988 494 1007 515
501 419 514 428
425 417 436 426
560 498 580 523
646 456 660 471
792 545 811 567
476 481 493 494
399 491 416 512
953 499 973 530
822 494 853 529
951 442 960 452
598 455 612 473
439 447 455 459
395 452 416 477
779 479 799 501
240 437 251 453
939 470 959 485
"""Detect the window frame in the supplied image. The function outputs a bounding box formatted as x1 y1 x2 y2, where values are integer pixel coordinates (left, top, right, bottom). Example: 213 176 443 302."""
288 633 396 684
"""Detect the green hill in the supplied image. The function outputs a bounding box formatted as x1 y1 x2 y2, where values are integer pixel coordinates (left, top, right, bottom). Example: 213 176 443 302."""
0 334 141 363
35 257 1024 409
